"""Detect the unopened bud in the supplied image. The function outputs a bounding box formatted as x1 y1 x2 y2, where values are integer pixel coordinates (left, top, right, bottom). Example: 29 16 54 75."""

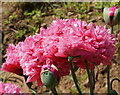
40 64 60 89
103 7 120 26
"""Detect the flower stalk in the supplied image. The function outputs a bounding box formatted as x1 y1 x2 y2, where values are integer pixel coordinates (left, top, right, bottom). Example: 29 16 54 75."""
85 60 94 95
107 65 110 93
110 25 113 34
70 63 82 95
91 69 95 90
68 56 82 95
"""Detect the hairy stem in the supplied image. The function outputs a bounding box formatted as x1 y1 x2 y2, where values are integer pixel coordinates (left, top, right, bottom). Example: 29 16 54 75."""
70 63 82 95
110 25 113 34
85 60 94 95
91 69 95 90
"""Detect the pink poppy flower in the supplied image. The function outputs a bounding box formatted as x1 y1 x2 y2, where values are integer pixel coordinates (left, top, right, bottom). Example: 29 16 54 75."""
0 82 21 94
18 34 44 86
40 18 115 69
19 32 70 86
1 44 23 75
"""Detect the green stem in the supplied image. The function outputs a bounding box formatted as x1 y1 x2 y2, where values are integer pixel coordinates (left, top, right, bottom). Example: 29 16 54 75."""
110 25 113 34
85 60 94 95
91 69 95 90
3 78 7 83
107 65 110 93
70 63 82 95
51 88 58 95
110 78 120 90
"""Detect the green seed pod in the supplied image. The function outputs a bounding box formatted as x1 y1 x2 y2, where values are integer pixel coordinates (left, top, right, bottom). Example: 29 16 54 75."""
40 64 60 89
41 70 58 89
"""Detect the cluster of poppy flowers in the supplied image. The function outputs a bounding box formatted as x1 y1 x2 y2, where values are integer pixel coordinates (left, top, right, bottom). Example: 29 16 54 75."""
1 18 115 88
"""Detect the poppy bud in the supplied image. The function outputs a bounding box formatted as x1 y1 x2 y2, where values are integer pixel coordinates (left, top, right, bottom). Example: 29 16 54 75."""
40 64 60 89
103 6 120 25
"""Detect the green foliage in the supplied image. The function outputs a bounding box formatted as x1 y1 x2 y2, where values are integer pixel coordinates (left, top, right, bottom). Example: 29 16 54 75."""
24 9 45 24
93 2 103 9
16 29 27 39
70 87 78 94
4 10 9 15
14 8 44 39
15 25 39 39
48 3 60 10
8 15 18 20
74 2 89 13
24 10 35 16
3 20 10 24
102 2 120 8
88 18 96 23
94 12 103 16
53 8 65 18
93 2 120 9
61 2 75 10
28 25 39 33
3 14 18 24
